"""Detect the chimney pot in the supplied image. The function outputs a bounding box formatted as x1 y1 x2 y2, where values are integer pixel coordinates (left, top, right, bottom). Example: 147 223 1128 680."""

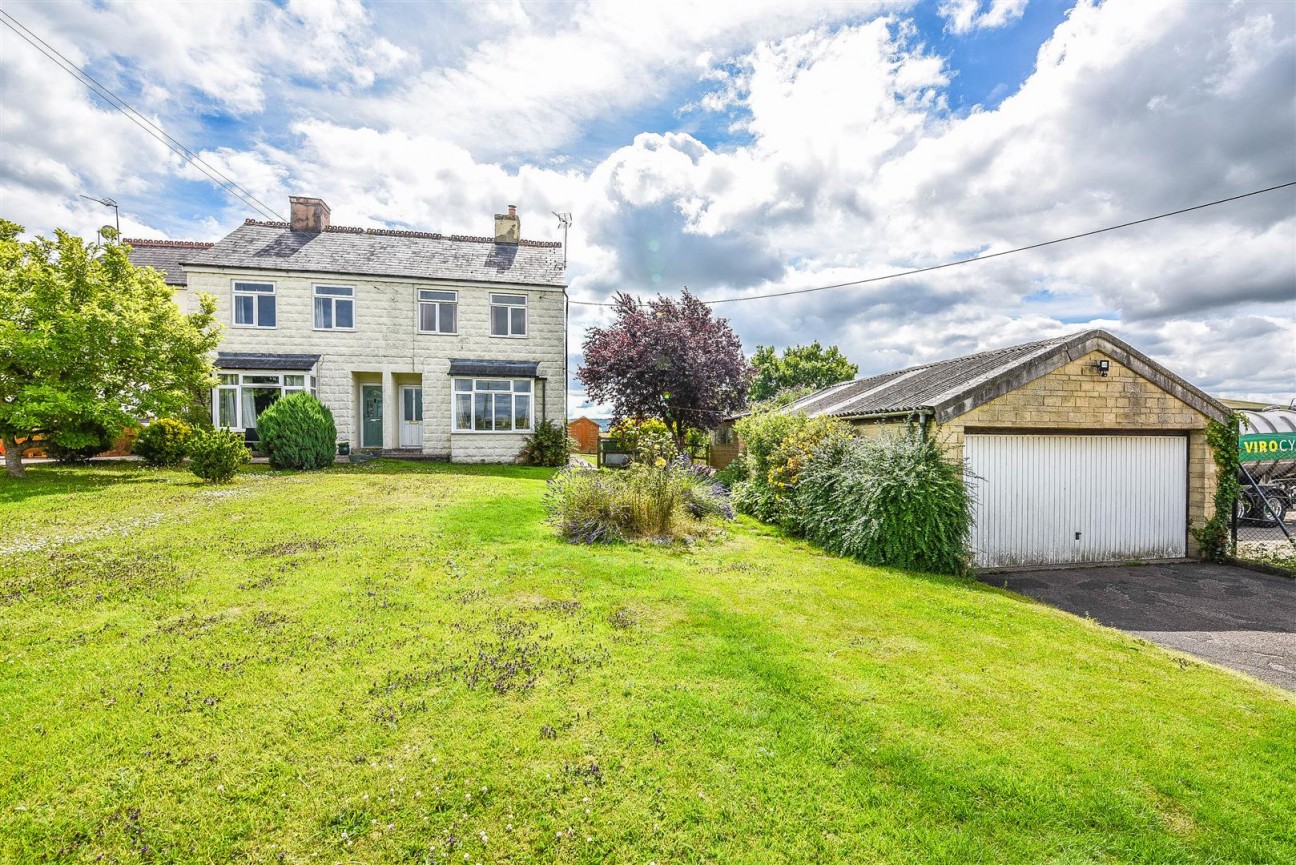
494 205 520 243
289 196 331 232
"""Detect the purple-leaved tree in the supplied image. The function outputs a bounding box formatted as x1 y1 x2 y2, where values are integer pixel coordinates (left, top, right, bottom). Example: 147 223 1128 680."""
578 290 752 445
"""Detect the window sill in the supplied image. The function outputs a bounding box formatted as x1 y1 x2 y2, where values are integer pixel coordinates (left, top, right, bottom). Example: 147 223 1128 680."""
488 334 529 339
231 324 278 329
312 327 357 333
417 330 459 336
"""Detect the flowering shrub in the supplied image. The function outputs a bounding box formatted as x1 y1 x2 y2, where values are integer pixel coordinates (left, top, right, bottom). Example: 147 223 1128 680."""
545 457 732 543
134 418 192 467
607 417 679 464
729 406 850 526
188 428 250 483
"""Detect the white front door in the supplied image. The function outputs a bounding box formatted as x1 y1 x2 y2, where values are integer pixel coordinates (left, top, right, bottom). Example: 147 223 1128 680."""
400 386 423 448
965 434 1187 568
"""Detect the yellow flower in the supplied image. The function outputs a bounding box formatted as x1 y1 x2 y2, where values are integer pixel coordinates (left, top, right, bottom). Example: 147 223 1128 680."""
654 457 667 468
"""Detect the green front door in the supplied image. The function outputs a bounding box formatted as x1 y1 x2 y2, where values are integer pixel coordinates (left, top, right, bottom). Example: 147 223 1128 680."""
361 385 383 449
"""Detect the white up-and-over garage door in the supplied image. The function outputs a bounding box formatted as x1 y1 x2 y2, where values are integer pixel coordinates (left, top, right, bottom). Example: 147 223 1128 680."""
966 434 1187 568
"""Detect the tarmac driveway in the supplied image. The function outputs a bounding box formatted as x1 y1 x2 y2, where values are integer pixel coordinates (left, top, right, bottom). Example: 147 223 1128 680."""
980 562 1296 692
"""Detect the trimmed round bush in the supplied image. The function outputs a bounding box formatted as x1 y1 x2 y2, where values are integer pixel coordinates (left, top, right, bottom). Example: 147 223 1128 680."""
134 418 192 467
188 428 250 483
254 392 338 470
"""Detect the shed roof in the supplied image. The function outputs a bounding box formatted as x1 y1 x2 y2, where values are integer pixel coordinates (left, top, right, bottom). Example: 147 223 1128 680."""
183 219 565 288
769 330 1228 425
125 239 213 286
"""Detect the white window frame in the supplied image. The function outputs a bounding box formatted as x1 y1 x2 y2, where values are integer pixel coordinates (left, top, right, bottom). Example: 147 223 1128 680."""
313 284 356 331
232 280 277 329
211 371 315 431
451 377 534 433
489 293 528 338
417 289 458 335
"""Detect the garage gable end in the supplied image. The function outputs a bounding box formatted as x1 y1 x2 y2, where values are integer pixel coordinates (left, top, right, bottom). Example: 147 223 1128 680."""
933 331 1228 426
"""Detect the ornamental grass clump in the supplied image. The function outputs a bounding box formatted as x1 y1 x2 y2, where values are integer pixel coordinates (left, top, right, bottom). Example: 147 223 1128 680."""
254 393 338 470
545 458 732 544
794 430 973 576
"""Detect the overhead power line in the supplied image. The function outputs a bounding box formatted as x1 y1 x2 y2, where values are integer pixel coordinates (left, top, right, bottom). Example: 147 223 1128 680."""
0 9 286 222
570 181 1296 308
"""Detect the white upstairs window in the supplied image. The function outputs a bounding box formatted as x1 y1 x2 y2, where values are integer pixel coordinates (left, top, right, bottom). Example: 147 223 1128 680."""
418 289 457 334
490 293 527 337
233 281 276 328
314 285 355 330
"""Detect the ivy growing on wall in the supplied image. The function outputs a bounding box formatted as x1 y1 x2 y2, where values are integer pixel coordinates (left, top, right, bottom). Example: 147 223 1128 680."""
1191 413 1242 562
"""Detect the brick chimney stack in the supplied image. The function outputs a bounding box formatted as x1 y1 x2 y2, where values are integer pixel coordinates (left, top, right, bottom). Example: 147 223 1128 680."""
289 196 331 233
494 204 520 243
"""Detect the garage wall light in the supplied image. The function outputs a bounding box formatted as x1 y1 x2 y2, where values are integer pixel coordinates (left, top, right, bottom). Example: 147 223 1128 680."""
1094 360 1110 377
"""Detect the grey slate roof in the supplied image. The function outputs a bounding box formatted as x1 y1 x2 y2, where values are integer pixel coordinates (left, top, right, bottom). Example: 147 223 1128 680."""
448 359 542 378
768 330 1228 425
217 352 321 371
125 239 213 286
184 220 565 288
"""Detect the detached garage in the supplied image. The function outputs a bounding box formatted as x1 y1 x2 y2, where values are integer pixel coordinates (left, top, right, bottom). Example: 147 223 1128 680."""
753 330 1228 568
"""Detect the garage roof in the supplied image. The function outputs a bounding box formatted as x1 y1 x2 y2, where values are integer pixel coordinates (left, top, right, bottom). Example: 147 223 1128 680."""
772 330 1228 424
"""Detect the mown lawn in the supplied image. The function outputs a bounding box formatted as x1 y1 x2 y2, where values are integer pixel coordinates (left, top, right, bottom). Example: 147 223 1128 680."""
1 461 1293 863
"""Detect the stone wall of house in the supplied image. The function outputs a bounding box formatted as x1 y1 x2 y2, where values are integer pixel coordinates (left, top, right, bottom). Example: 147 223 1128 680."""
186 268 566 462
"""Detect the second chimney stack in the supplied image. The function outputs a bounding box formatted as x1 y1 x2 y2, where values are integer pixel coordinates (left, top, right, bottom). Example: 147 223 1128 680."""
289 196 331 233
494 204 520 243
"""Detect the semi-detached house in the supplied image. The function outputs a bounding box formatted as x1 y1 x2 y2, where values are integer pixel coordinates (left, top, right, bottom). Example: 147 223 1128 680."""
132 196 567 463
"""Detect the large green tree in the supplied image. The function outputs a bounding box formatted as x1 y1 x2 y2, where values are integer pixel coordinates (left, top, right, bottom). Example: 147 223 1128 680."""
0 221 221 477
748 341 858 403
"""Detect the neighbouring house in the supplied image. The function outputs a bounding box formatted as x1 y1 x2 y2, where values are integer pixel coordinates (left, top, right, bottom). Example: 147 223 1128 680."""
716 330 1228 568
122 239 214 312
129 197 566 463
567 416 601 453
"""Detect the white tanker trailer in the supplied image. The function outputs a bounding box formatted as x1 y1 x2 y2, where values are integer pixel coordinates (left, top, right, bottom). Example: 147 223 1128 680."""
1237 407 1296 527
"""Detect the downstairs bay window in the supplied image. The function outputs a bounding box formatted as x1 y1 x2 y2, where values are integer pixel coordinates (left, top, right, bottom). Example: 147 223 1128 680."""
213 372 313 431
452 378 532 432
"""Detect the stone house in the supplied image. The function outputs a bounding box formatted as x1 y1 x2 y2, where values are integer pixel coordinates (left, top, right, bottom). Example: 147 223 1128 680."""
132 197 566 463
715 330 1228 567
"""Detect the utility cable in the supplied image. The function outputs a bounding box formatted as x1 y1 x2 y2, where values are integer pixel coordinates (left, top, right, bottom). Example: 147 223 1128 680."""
0 9 286 222
570 181 1296 307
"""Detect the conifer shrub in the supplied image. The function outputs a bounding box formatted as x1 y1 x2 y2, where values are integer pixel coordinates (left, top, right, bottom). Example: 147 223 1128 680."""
134 418 192 467
794 430 973 576
254 393 337 470
188 428 250 483
518 419 574 467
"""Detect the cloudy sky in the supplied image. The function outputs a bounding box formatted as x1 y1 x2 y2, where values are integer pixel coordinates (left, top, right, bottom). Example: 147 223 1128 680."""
2 0 1293 408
